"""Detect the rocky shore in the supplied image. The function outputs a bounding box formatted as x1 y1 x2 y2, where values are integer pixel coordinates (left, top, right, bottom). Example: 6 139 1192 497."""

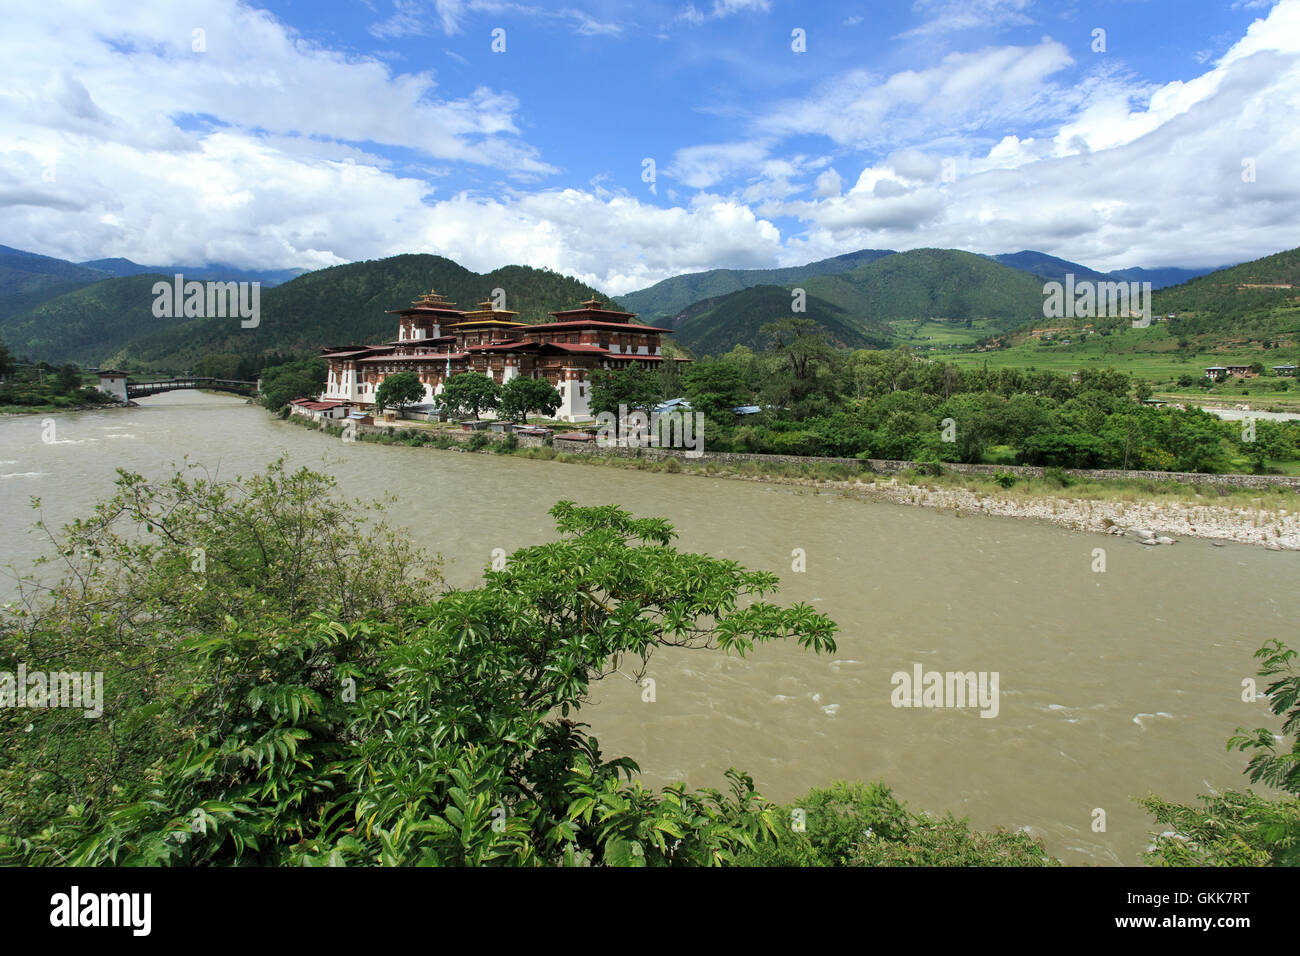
843 476 1300 550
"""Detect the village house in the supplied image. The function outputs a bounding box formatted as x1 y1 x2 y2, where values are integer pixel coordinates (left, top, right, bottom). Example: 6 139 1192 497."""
319 290 686 422
1273 364 1298 377
288 398 350 420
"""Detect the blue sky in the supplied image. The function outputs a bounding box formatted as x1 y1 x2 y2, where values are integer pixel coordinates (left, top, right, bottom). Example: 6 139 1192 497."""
2 0 1298 294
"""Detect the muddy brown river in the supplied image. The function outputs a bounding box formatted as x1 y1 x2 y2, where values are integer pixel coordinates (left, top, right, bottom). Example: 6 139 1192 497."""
2 390 1293 864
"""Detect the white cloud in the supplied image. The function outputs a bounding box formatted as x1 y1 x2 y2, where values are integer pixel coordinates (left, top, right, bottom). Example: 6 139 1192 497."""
758 41 1077 149
776 1 1300 271
902 0 1036 38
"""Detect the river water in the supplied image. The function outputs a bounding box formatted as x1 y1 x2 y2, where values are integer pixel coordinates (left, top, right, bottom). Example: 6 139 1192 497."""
1 390 1293 865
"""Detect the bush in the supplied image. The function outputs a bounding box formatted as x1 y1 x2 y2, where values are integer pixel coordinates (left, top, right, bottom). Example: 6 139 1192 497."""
1043 466 1072 488
736 781 1057 867
494 433 519 453
466 432 490 451
992 469 1017 488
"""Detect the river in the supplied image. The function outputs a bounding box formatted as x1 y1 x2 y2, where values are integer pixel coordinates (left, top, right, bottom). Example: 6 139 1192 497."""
2 389 1293 865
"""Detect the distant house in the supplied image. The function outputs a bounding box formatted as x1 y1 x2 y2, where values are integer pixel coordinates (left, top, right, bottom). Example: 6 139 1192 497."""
653 397 692 414
1225 364 1257 378
289 398 349 420
1274 364 1298 377
1205 366 1228 381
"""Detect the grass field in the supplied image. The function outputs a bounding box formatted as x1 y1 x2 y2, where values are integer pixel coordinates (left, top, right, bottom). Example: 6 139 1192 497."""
944 318 1300 397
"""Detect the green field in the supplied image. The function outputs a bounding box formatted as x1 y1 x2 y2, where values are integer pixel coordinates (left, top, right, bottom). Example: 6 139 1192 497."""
944 318 1300 400
887 317 1001 348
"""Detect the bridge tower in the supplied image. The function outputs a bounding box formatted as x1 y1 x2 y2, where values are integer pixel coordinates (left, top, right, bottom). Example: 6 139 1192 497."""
96 369 129 403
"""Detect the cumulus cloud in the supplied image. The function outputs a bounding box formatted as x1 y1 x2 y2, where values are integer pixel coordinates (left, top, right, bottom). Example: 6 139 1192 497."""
3 0 1300 298
778 3 1300 271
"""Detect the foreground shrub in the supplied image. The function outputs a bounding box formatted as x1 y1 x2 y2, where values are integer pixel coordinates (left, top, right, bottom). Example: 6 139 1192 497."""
735 781 1056 867
0 470 839 866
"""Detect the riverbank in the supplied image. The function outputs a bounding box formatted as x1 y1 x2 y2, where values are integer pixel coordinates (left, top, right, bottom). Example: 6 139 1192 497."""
282 412 1300 549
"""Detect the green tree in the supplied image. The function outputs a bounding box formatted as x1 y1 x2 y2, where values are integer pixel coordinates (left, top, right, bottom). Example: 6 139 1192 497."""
438 371 499 420
56 364 81 394
683 361 749 426
0 338 17 380
258 357 327 411
498 376 561 422
374 370 425 413
590 365 662 417
0 477 839 867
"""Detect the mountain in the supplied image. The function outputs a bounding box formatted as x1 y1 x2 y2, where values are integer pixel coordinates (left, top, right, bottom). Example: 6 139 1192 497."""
1111 265 1223 289
833 248 1046 326
0 245 109 323
1150 246 1300 335
0 274 179 364
618 248 896 323
670 284 893 356
663 249 1044 355
1 254 623 369
990 251 1112 286
80 258 302 287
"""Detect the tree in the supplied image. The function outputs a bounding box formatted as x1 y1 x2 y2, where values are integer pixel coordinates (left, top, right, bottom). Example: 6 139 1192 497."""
56 364 81 394
374 370 425 413
0 475 840 867
1133 379 1153 403
590 365 661 417
438 371 499 420
258 357 327 411
761 318 830 385
498 376 561 422
683 361 749 426
0 338 13 380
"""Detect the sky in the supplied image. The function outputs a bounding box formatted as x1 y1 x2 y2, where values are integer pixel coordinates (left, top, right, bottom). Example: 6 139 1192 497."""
2 0 1298 295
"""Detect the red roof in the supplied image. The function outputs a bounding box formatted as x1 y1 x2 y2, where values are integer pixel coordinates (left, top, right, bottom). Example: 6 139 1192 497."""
524 319 672 333
291 399 345 410
548 342 608 353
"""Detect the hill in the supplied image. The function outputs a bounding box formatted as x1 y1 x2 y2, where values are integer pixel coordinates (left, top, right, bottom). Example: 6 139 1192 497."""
1111 265 1221 289
0 274 190 364
659 248 1050 356
0 245 109 324
80 258 302 287
0 254 624 370
671 284 893 356
620 248 896 323
990 250 1111 285
837 248 1046 328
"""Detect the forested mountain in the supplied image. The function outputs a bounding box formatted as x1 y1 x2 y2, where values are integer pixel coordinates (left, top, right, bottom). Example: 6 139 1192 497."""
0 254 622 370
671 284 893 356
1 275 188 364
619 248 896 322
1151 246 1300 341
664 248 1047 355
1111 265 1221 289
0 245 109 323
990 250 1112 285
79 257 302 286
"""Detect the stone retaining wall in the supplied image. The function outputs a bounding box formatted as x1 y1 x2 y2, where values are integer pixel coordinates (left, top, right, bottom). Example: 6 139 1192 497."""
293 416 1300 490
